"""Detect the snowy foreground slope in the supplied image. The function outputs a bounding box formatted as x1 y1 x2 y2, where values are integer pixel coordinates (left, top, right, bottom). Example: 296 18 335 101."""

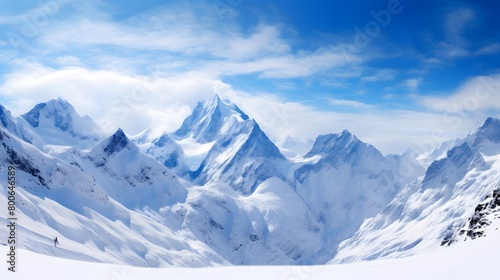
1 96 500 270
2 225 499 279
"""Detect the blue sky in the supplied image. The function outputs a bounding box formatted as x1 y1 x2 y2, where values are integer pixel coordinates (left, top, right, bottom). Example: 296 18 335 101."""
0 0 499 154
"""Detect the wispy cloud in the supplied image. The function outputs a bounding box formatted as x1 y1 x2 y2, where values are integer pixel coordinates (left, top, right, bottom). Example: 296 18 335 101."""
361 69 396 82
404 78 422 92
420 74 500 112
434 8 500 59
328 98 372 108
22 3 363 81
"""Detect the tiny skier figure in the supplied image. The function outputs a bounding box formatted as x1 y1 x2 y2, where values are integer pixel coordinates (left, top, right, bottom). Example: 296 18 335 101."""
54 237 59 247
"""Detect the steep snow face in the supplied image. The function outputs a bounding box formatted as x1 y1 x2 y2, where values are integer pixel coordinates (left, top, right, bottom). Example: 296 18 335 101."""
194 120 287 195
161 177 322 265
73 129 189 211
21 97 103 148
0 127 109 214
140 133 189 176
332 122 500 264
421 143 486 189
466 117 500 155
294 130 422 262
174 95 249 143
0 103 44 149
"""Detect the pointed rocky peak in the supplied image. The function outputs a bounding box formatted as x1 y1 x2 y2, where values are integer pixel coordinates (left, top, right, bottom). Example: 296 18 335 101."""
101 128 133 155
422 142 484 187
153 133 175 148
473 117 500 143
174 95 249 143
239 120 285 160
22 97 76 129
0 103 44 148
304 129 360 158
20 98 103 147
0 103 15 129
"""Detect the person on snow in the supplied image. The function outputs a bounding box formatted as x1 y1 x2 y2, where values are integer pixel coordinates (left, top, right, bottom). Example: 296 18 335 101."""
54 237 59 247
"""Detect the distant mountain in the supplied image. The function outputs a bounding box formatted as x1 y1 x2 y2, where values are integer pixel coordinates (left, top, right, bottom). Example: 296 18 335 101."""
171 95 286 194
174 94 249 143
294 130 424 262
194 119 287 195
21 97 103 148
0 103 44 149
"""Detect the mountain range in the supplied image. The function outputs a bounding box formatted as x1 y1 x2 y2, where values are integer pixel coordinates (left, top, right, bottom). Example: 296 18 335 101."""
1 95 499 267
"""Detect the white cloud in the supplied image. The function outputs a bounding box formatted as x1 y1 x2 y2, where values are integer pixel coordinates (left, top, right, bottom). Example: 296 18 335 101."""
420 74 500 112
328 98 372 108
361 69 396 82
54 55 81 66
404 78 422 92
16 2 364 81
433 8 499 59
473 43 500 56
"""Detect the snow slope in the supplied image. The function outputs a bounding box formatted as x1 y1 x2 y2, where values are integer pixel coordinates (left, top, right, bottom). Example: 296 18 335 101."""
160 177 322 265
1 225 499 279
0 103 44 149
0 126 225 266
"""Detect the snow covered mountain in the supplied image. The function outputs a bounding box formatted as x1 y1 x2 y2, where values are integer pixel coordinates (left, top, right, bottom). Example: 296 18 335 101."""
21 97 103 150
170 95 288 195
193 119 287 195
0 103 44 149
75 128 188 210
294 130 425 262
331 117 500 264
1 96 499 268
174 94 249 143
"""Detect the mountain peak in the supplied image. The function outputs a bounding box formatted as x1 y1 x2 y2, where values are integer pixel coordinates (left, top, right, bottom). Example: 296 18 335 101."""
174 95 249 143
468 117 500 146
478 117 500 137
304 129 358 158
102 128 131 155
0 103 14 128
20 98 103 147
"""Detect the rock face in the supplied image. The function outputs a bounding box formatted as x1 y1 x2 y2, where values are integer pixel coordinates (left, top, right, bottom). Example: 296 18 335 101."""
442 186 500 245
